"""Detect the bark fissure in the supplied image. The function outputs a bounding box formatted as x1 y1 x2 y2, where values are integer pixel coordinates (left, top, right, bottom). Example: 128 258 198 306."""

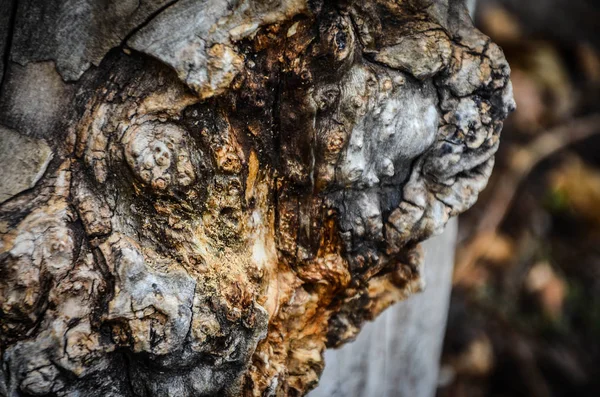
0 0 17 93
121 0 182 47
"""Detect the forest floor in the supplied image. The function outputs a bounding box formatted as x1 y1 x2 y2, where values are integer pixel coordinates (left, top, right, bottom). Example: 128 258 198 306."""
438 2 600 397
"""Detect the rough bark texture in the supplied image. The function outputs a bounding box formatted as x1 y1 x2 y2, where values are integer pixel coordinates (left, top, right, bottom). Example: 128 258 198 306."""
311 218 458 397
0 1 514 396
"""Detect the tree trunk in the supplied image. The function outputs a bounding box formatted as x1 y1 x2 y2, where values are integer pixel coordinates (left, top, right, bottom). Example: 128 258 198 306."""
0 1 514 396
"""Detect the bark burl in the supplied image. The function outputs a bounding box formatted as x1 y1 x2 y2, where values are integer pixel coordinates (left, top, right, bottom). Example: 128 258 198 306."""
0 0 514 396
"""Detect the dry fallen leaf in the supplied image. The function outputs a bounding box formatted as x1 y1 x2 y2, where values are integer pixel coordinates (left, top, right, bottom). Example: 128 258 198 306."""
526 261 566 319
550 157 600 226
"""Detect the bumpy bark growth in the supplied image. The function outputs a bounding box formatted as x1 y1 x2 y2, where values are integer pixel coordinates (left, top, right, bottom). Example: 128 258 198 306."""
0 0 514 396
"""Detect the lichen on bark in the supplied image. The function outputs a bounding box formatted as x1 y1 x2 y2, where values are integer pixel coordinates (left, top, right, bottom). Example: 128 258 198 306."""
0 0 514 396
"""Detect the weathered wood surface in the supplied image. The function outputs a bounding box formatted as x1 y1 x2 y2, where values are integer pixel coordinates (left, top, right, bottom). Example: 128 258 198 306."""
311 218 457 397
0 1 512 396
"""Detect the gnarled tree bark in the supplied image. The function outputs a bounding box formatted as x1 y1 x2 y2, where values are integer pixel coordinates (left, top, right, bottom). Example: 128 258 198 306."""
0 1 513 396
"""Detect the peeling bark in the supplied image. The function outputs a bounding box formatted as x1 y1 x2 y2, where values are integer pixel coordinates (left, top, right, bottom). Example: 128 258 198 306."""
0 1 514 396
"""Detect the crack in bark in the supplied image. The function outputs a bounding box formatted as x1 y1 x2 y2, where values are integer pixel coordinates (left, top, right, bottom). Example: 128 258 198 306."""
0 0 17 94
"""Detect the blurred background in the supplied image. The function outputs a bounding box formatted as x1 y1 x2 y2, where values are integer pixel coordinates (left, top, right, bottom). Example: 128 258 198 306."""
438 1 600 396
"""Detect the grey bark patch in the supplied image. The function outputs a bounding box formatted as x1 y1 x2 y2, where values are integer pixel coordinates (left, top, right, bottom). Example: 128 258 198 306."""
10 0 174 81
0 61 72 142
373 31 452 80
0 125 53 203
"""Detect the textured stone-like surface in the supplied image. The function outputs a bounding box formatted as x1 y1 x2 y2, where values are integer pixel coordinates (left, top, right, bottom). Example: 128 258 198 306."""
0 0 514 396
